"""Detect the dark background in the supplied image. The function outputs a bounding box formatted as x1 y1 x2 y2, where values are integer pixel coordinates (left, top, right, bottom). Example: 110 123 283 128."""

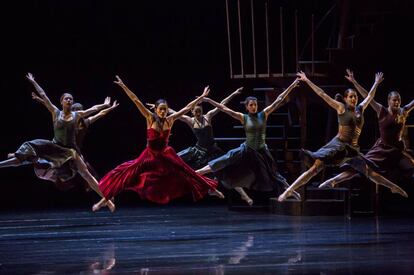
0 0 413 210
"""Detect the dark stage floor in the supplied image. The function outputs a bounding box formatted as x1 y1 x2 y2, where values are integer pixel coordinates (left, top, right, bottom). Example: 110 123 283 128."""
0 206 414 274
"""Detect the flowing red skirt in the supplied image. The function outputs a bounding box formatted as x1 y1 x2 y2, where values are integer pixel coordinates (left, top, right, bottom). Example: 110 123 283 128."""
99 146 218 204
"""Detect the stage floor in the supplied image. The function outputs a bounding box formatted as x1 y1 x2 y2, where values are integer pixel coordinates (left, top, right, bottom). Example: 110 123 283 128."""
0 205 413 274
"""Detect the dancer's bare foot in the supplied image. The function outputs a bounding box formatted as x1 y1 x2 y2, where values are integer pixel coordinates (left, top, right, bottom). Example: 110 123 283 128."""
278 189 293 202
240 193 253 206
391 186 408 198
92 198 107 212
208 189 225 199
7 153 14 159
319 179 336 189
107 200 116 213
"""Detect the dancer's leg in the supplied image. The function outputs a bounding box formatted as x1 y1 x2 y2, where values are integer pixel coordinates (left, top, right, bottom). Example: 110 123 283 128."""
319 170 358 188
278 159 324 202
235 187 253 206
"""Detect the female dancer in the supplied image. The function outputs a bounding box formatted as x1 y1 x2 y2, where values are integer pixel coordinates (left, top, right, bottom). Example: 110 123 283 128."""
0 73 115 211
319 69 414 189
175 87 243 169
31 94 118 191
32 94 119 150
278 71 407 202
196 78 301 205
92 76 224 211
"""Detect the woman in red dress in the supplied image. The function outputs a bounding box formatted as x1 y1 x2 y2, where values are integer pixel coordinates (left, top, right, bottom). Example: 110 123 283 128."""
93 76 224 211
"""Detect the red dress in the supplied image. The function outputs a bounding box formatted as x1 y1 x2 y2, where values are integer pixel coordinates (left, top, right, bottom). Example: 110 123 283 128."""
99 128 218 204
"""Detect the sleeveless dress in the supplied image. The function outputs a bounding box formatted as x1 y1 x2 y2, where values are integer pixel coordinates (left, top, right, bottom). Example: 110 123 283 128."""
208 111 287 193
178 117 223 170
13 110 80 184
364 105 414 179
98 128 218 204
302 105 375 175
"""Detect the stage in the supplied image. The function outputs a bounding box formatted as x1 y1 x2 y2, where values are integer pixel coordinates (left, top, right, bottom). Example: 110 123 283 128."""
0 205 413 274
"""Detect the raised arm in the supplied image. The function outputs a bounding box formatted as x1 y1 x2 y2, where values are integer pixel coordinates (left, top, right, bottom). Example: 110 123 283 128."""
263 78 299 117
159 105 193 127
77 97 111 118
359 72 384 111
403 99 414 114
167 86 210 122
345 69 382 113
203 97 244 124
26 73 59 116
86 100 119 125
114 75 152 119
297 71 345 114
205 87 243 120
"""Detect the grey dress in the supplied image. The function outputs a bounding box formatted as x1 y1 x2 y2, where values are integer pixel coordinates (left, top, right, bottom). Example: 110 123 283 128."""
14 110 81 184
208 111 287 193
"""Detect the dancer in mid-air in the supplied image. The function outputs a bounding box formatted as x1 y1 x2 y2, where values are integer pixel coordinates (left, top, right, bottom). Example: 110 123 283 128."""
31 93 118 191
278 71 407 202
172 87 243 170
197 78 301 205
93 76 224 211
0 73 115 211
319 69 414 191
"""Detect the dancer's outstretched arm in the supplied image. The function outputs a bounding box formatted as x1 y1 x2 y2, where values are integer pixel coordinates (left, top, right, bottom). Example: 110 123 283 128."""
167 86 210 122
26 73 59 118
403 99 414 114
78 97 111 118
345 69 382 113
87 100 119 124
205 87 243 120
203 97 244 123
296 71 345 114
114 75 152 120
359 72 384 111
263 78 299 117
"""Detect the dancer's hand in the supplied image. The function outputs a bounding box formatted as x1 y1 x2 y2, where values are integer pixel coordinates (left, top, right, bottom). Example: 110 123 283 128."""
233 87 243 95
345 69 355 83
296 71 308 82
31 92 42 101
292 78 300 87
104 96 111 106
26 72 35 82
200 85 210 98
114 75 125 87
145 103 155 109
375 72 384 84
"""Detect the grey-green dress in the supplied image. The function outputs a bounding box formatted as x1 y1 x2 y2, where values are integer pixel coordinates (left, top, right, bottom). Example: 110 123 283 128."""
208 111 287 193
14 110 80 184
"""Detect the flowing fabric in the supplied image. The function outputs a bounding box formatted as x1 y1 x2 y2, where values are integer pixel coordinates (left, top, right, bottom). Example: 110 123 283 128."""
99 128 218 204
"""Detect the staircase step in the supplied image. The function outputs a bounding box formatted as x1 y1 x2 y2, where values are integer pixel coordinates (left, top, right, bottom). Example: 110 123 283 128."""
298 60 330 64
306 187 349 200
270 198 302 216
302 199 347 216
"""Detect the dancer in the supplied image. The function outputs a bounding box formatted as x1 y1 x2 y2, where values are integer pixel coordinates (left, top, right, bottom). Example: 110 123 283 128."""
197 79 301 205
173 87 242 169
32 93 119 150
93 76 224 211
31 93 119 191
0 73 115 211
278 71 407 202
319 69 414 189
